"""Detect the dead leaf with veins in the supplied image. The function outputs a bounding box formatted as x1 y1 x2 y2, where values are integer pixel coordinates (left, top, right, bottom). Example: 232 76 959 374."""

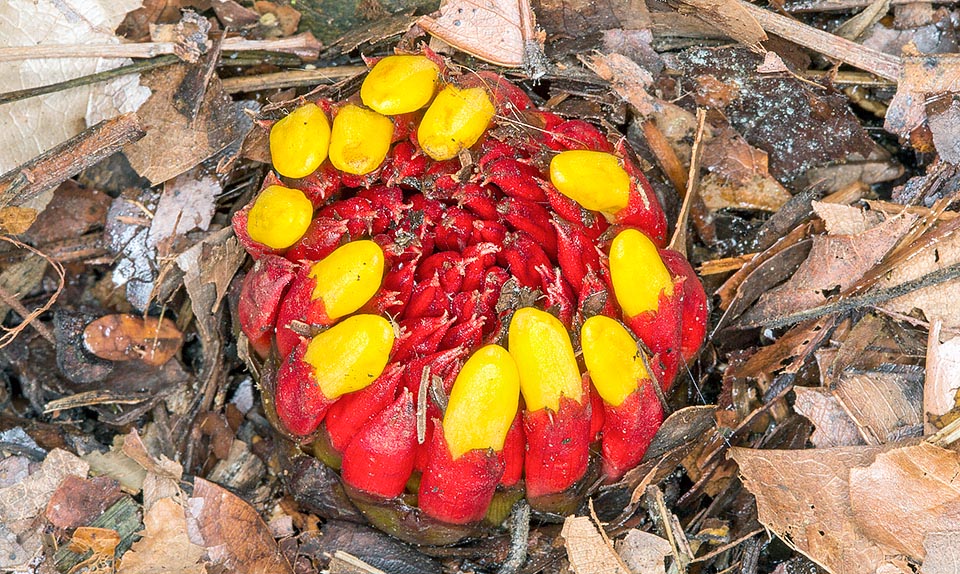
418 0 546 75
561 516 631 574
0 0 150 209
118 497 205 574
924 320 960 433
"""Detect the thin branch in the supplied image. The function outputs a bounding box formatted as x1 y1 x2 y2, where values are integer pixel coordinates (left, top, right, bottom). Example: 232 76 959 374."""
220 66 366 94
737 0 902 81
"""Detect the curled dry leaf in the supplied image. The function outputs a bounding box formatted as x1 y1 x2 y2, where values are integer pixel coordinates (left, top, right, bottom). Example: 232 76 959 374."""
418 0 545 73
82 314 184 367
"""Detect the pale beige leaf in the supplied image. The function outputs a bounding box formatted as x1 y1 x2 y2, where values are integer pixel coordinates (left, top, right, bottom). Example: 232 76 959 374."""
730 445 893 574
849 443 960 560
925 321 960 433
118 497 206 574
616 529 671 574
922 531 960 574
0 448 89 522
0 0 149 207
561 516 630 574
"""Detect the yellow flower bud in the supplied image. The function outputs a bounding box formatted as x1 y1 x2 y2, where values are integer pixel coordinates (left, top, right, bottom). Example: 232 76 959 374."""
361 55 441 115
442 345 520 459
549 150 630 214
418 85 495 161
303 314 394 400
246 185 313 249
508 308 582 412
609 229 674 318
329 104 394 175
308 240 385 320
270 103 331 179
581 316 651 407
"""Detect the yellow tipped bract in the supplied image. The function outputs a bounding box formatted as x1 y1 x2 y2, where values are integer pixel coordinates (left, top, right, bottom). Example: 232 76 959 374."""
308 240 385 320
442 345 520 459
418 85 495 161
581 316 651 407
508 308 582 412
246 185 313 249
303 314 394 400
328 104 394 175
609 229 674 318
269 103 331 178
549 150 631 213
361 55 441 115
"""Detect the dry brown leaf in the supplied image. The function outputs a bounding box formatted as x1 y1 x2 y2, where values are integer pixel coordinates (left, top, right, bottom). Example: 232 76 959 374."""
925 321 960 433
124 63 244 185
186 478 293 574
121 428 183 510
813 200 886 236
885 45 960 142
0 448 89 523
118 497 206 574
0 0 150 200
921 531 960 574
82 437 148 494
672 0 767 48
561 516 631 574
794 387 865 448
699 126 792 212
738 212 915 328
82 314 183 366
148 171 219 247
849 443 960 560
418 0 545 71
616 529 671 574
69 526 121 556
730 445 892 574
833 367 924 444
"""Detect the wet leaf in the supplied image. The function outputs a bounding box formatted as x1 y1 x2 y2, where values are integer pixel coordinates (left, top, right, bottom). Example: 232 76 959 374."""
82 314 183 367
118 497 206 574
185 478 294 574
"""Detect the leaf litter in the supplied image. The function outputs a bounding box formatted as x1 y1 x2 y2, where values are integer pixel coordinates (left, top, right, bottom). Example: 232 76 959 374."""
8 0 960 573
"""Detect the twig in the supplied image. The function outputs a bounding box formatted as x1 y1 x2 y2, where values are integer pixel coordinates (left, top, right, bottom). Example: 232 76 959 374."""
784 0 953 12
0 236 64 349
0 55 179 107
0 113 145 210
0 33 321 62
737 0 902 81
739 261 960 329
220 66 366 94
669 108 707 256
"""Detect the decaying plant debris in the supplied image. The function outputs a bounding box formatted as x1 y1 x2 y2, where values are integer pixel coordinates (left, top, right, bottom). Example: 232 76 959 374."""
3 0 960 573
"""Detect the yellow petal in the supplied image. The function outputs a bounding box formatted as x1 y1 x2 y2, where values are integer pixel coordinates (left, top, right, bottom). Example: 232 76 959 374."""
329 104 394 175
581 315 651 407
246 185 313 249
269 103 331 178
304 314 394 400
308 240 385 320
418 86 495 161
508 308 582 412
361 55 440 115
549 150 630 213
609 229 674 318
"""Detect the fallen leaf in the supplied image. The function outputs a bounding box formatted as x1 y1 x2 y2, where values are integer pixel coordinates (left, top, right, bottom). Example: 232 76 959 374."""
296 520 442 574
813 200 886 236
104 188 159 311
0 448 89 523
730 445 892 574
833 366 924 444
82 314 183 367
124 62 245 184
148 171 219 248
757 51 790 74
925 320 960 433
121 428 183 511
0 522 29 570
921 531 960 574
737 212 915 328
849 443 960 561
0 0 150 207
118 497 206 574
885 45 960 142
45 475 123 530
699 126 793 212
68 526 120 556
672 0 767 48
186 478 294 574
615 529 671 574
561 516 630 574
418 0 545 72
794 387 865 448
82 438 148 494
